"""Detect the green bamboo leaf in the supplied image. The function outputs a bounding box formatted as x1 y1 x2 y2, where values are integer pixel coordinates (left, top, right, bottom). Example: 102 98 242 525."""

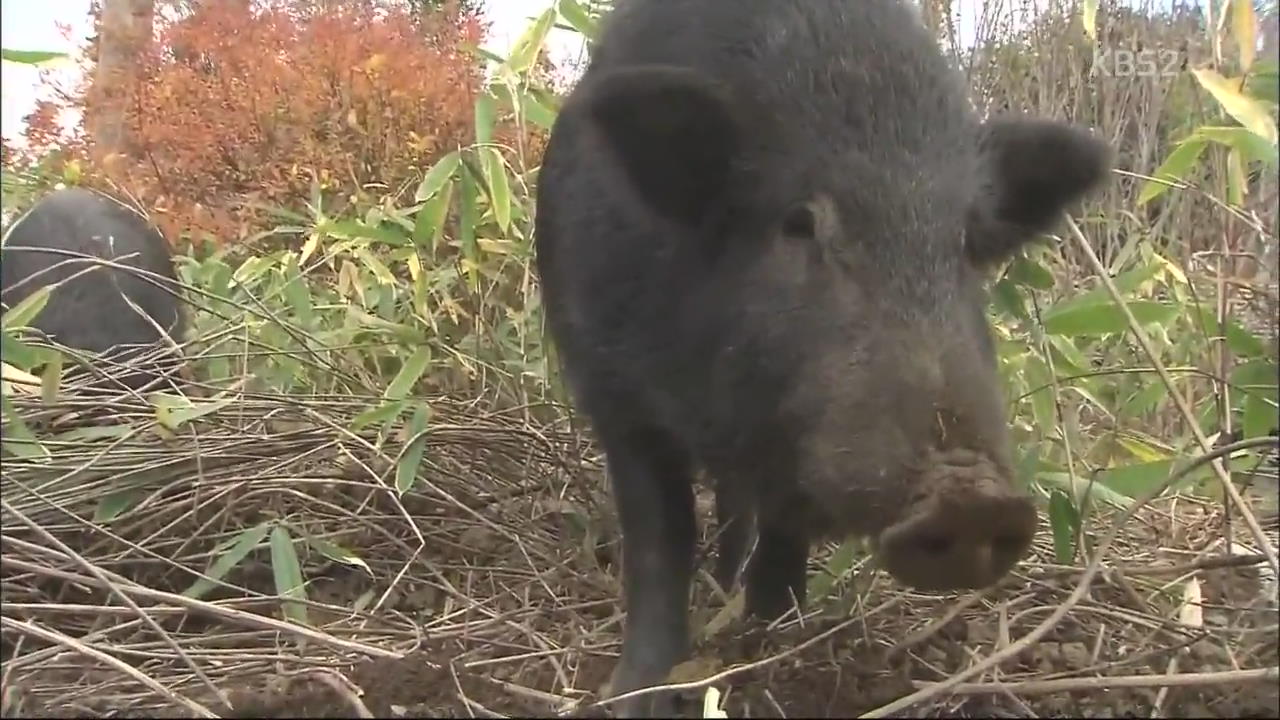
1226 146 1247 206
385 348 431 401
483 147 512 233
1048 260 1166 315
1138 138 1208 205
303 535 372 575
1234 360 1279 442
990 278 1028 321
1041 300 1178 336
270 525 308 625
53 424 133 442
94 488 145 524
518 88 558 129
320 218 408 247
458 161 479 291
1230 359 1279 403
558 0 599 41
1 286 51 330
807 536 863 604
1014 444 1043 490
281 254 314 326
474 92 496 146
0 333 41 370
1244 60 1278 104
1098 460 1177 498
152 395 233 432
1037 472 1133 509
414 151 460 203
1242 393 1278 441
413 181 453 250
231 255 273 287
351 398 407 432
395 403 432 494
1008 255 1056 290
183 522 271 600
1 391 48 461
39 352 62 404
1022 355 1057 430
1192 307 1268 358
1194 126 1280 167
1045 335 1090 375
1048 490 1078 564
1124 380 1168 418
506 8 556 74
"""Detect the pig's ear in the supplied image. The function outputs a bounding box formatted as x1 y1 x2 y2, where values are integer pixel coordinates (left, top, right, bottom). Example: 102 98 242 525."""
964 117 1111 267
581 65 739 225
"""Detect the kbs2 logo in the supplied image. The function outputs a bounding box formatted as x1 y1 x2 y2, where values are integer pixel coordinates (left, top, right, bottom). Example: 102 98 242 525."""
1091 47 1183 78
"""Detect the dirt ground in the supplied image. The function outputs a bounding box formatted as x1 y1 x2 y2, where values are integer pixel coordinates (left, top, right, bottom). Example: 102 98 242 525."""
10 597 1274 719
207 566 1279 720
5 520 1275 719
2 395 1277 718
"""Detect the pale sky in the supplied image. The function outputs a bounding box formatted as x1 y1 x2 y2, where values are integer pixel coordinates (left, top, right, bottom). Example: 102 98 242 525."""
0 0 1211 147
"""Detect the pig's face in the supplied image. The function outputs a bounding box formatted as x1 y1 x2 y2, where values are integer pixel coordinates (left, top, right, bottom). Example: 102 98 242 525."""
581 67 1109 591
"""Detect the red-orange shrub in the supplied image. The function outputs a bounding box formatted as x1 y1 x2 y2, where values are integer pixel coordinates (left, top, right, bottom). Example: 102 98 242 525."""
68 0 508 247
16 100 70 160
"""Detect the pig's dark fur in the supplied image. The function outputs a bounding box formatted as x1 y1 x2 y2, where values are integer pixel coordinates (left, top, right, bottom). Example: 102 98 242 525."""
2 188 187 391
533 0 1111 715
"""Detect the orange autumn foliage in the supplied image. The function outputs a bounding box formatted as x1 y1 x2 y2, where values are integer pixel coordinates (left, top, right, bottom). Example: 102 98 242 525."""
15 101 70 160
28 0 544 249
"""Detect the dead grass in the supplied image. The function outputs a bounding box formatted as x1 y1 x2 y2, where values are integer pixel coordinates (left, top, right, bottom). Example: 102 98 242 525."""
1 366 1276 719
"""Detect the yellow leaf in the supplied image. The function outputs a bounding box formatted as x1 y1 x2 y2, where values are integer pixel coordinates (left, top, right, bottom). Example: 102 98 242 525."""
300 231 320 266
339 260 365 306
1116 436 1172 463
1 362 42 395
1191 66 1279 145
1151 252 1188 286
702 687 729 719
1232 0 1258 71
363 53 387 73
346 108 363 134
475 238 515 255
1178 578 1203 628
62 159 86 183
1082 0 1099 42
406 252 422 283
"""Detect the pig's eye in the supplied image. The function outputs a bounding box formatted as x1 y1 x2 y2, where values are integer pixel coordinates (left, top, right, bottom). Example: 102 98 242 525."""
781 203 817 239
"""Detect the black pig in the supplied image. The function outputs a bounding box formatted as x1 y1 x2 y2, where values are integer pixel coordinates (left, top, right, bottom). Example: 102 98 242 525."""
533 0 1111 715
2 187 187 391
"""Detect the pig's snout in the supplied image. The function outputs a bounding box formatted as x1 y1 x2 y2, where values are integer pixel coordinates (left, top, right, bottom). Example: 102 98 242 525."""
876 452 1037 592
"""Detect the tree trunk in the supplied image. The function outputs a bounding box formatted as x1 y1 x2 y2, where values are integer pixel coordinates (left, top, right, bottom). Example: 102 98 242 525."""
87 0 154 164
